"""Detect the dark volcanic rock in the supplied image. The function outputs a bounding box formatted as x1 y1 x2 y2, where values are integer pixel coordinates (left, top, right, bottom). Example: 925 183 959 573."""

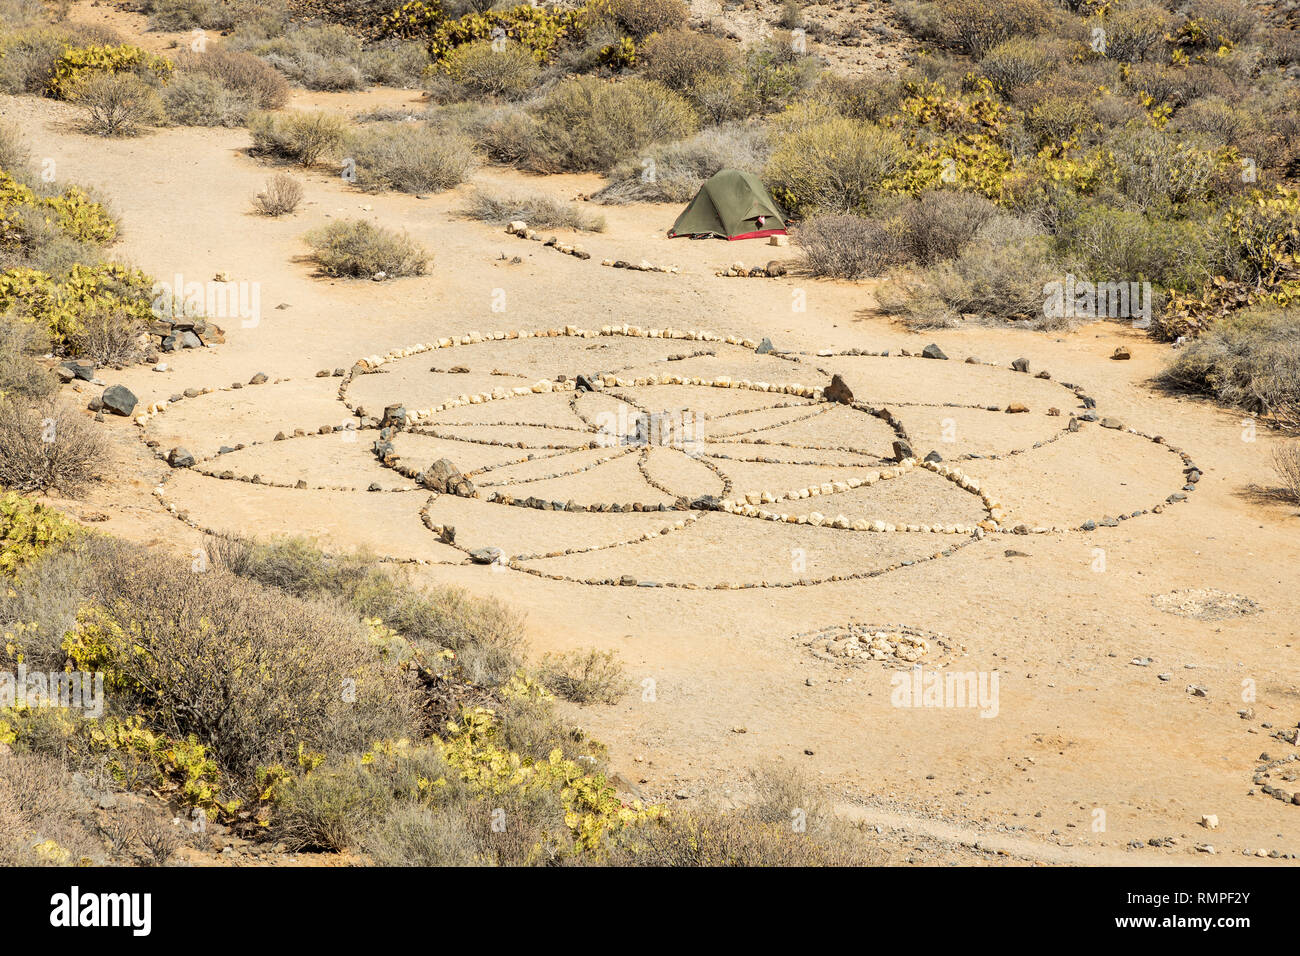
100 385 137 417
824 374 854 405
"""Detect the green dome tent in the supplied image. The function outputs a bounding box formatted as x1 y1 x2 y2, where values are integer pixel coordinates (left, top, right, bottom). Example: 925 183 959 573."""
667 169 789 241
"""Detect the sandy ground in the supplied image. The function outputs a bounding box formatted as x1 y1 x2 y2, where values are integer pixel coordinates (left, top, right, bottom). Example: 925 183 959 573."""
6 4 1300 867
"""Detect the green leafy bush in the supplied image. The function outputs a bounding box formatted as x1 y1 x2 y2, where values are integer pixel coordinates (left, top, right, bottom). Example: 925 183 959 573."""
523 75 697 172
1159 306 1299 429
344 122 477 193
440 38 538 99
247 110 349 166
305 219 429 278
766 117 905 216
461 188 605 231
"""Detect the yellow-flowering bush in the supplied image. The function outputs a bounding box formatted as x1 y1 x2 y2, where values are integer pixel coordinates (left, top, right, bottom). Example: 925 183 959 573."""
432 706 665 854
47 44 172 100
0 263 154 346
0 171 117 246
0 492 77 576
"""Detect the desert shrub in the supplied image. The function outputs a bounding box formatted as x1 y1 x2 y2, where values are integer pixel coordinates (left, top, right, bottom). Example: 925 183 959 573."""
603 0 687 39
144 0 229 30
457 102 540 165
344 122 476 193
897 190 999 264
537 649 626 704
363 39 432 87
931 0 1052 56
1273 443 1300 503
1159 307 1300 428
525 75 697 172
47 43 172 99
61 299 147 364
273 760 392 851
817 74 909 122
594 122 769 204
461 188 605 231
0 535 99 669
0 28 71 95
0 397 106 494
361 802 480 865
610 766 876 866
1174 95 1250 143
686 72 756 125
1096 4 1174 62
639 28 735 92
440 39 537 99
305 219 429 278
161 71 251 127
247 110 349 166
979 36 1055 93
1124 62 1231 109
173 46 289 109
68 72 164 137
796 214 898 279
240 24 367 90
210 535 526 686
65 545 421 781
0 752 101 867
365 784 571 865
742 35 821 113
766 117 905 216
140 0 289 32
883 215 1057 328
251 172 303 216
0 320 54 400
1173 0 1256 49
1108 128 1225 211
1022 92 1095 146
1056 205 1212 291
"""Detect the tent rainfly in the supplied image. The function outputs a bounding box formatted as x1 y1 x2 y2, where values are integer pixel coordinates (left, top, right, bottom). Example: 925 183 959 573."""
667 169 789 241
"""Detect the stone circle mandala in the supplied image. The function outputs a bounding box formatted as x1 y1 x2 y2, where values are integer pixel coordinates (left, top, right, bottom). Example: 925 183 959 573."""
142 325 1202 590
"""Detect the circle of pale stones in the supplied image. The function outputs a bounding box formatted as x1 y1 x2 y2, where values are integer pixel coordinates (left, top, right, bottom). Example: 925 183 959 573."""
139 324 1199 589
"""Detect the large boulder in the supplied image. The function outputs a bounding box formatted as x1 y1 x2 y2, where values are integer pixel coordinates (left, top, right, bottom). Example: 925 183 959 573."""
100 385 137 417
381 404 407 429
420 458 475 497
921 343 948 360
167 447 196 468
824 374 854 405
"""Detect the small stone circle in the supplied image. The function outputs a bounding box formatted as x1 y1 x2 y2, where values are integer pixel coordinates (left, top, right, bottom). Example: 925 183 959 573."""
1151 588 1261 621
